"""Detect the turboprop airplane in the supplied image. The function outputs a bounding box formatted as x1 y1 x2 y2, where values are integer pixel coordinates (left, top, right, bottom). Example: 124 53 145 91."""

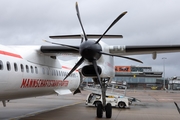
1 2 180 119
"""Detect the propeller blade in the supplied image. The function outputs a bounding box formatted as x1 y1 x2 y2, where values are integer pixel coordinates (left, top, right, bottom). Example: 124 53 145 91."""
75 2 88 41
100 51 143 63
49 34 123 39
63 57 84 80
43 40 79 50
92 60 102 87
96 11 127 44
81 37 84 43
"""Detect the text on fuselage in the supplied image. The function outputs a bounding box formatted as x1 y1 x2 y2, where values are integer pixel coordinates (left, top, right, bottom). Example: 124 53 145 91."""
20 79 69 88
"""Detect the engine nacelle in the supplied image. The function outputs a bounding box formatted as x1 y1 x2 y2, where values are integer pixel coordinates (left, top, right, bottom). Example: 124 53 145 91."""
81 65 102 77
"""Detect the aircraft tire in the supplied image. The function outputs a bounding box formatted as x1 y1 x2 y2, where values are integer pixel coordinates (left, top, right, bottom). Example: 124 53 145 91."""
97 103 103 118
105 103 112 118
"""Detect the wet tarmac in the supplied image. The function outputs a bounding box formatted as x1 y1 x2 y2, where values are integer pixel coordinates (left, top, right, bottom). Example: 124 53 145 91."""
0 93 85 120
1 89 180 120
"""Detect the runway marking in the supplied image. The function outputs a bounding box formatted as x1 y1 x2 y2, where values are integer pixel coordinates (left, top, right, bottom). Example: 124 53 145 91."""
11 101 83 120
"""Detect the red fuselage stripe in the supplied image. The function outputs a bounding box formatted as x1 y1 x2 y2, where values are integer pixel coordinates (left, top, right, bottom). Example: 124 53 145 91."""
0 50 22 58
0 50 76 71
62 66 78 71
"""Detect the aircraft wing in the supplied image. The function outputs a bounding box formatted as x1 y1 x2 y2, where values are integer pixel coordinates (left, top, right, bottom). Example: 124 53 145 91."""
109 45 180 57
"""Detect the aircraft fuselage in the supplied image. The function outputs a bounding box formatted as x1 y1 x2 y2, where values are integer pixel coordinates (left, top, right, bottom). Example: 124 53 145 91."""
0 44 81 101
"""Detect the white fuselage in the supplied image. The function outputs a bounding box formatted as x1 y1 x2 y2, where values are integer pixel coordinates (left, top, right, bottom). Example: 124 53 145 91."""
0 45 81 101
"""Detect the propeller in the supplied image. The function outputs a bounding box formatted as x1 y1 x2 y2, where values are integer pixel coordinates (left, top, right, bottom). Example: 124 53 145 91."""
43 39 79 50
47 2 143 86
75 2 88 41
99 51 143 63
95 11 127 44
63 57 84 80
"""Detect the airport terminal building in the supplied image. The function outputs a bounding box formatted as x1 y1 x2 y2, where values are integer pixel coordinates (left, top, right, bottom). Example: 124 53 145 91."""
114 66 165 89
83 65 175 90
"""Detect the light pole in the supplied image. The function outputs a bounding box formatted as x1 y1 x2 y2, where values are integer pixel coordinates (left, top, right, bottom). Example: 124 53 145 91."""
162 57 167 90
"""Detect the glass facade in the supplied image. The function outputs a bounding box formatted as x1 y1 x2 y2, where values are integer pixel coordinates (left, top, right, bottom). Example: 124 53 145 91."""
114 77 159 84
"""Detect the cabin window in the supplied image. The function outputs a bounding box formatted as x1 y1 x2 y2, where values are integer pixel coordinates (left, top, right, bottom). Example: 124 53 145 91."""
6 61 11 71
52 70 54 76
59 71 61 76
30 66 34 73
51 69 53 76
60 71 63 76
20 64 24 72
42 68 45 74
56 70 58 76
53 70 56 76
26 65 29 73
14 63 18 71
46 68 49 75
35 66 38 74
50 69 53 75
0 60 3 70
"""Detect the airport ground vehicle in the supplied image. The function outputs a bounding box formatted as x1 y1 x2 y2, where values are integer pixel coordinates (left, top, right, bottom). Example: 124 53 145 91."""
85 92 130 108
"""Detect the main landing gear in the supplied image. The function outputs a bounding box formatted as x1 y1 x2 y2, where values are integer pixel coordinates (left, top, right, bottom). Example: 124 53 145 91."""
96 78 112 118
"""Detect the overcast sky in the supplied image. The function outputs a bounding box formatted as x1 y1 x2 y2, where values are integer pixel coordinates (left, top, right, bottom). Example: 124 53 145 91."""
0 0 180 78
